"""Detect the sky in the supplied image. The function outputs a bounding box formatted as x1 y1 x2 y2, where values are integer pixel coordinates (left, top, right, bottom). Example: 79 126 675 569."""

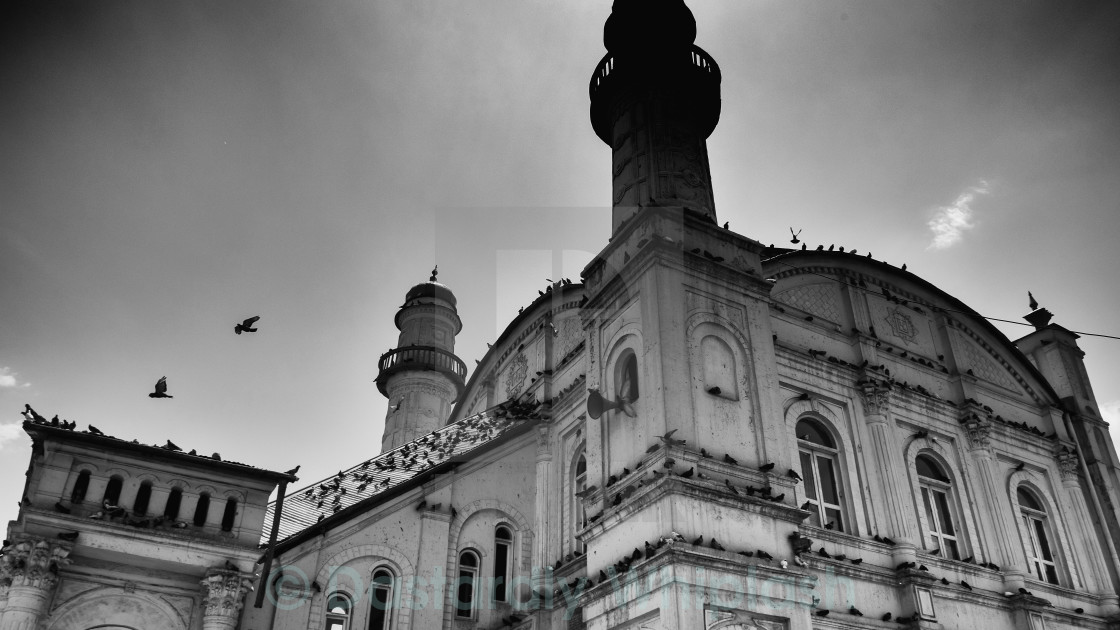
2 0 1119 526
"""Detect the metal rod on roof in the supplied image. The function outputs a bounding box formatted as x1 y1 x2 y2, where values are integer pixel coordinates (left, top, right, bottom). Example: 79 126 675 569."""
255 479 288 608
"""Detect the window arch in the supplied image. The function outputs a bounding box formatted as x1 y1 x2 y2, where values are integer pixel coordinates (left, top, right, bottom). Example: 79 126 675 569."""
494 526 513 603
193 492 210 526
103 475 124 506
796 417 845 532
325 592 353 630
572 451 588 553
616 350 639 405
915 454 962 560
70 470 91 504
1017 487 1059 585
369 568 394 630
165 487 183 520
133 481 153 516
455 549 480 618
700 334 738 399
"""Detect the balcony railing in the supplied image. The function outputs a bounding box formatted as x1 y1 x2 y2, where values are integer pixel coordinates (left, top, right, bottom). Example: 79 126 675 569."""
376 345 467 395
589 44 721 98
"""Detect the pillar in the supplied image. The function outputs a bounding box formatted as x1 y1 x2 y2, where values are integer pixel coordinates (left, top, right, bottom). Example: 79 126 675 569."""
199 567 254 630
533 426 552 574
857 378 917 552
0 537 72 630
1056 449 1110 594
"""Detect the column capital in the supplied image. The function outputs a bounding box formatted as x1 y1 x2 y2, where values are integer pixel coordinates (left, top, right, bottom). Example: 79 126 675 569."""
857 376 892 417
1056 448 1080 484
536 425 553 462
0 536 72 592
200 567 255 624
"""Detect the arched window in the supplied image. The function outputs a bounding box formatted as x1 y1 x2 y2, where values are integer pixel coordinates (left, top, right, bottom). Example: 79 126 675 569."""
701 335 737 399
165 487 183 520
368 568 394 630
916 455 961 560
193 492 210 527
1018 487 1059 584
796 418 845 532
494 526 513 603
221 497 238 532
70 470 91 504
455 550 479 618
573 453 588 553
618 351 639 403
133 481 153 516
103 475 124 506
324 592 352 630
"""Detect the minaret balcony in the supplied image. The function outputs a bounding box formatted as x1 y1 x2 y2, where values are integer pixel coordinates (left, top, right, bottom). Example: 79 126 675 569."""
590 44 721 144
375 345 467 396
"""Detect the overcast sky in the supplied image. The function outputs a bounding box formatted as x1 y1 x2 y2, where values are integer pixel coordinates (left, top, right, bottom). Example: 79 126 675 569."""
2 0 1119 523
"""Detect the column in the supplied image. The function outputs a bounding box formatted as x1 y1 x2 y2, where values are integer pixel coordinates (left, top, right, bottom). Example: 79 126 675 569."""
414 508 451 630
199 568 254 630
1056 450 1110 594
961 410 1028 588
533 426 552 573
0 538 72 630
857 378 917 550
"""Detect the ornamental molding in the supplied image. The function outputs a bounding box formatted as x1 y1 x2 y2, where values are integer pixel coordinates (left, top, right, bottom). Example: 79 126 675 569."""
0 537 71 592
200 568 254 619
884 307 919 345
857 377 892 416
1056 449 1080 483
505 353 529 399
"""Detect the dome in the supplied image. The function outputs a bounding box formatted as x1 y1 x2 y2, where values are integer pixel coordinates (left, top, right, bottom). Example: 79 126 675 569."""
604 0 696 54
404 280 457 307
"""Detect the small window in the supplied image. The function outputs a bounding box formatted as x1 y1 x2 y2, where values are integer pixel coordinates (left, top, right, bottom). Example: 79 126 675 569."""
165 487 183 520
104 475 124 506
455 550 479 618
193 493 210 526
573 453 588 553
325 592 352 630
620 353 639 402
494 526 513 603
133 481 153 515
70 470 91 504
796 418 844 532
916 455 961 560
1018 487 1059 585
221 498 237 532
369 568 394 630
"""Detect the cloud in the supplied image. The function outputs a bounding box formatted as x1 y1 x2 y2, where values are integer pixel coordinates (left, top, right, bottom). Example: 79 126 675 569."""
0 422 24 453
927 180 990 250
0 366 30 389
1101 400 1120 426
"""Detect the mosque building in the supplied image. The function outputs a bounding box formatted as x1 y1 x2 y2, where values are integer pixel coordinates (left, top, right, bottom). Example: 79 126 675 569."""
5 1 1120 629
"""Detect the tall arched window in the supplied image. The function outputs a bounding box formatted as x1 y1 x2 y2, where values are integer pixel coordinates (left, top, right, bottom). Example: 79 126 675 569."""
455 550 479 619
70 470 91 504
221 497 238 532
571 452 588 554
133 481 153 516
193 492 210 526
165 487 183 520
796 418 845 532
103 475 124 506
1018 488 1059 584
494 526 513 603
701 335 737 399
368 568 394 630
619 351 639 404
324 592 352 630
916 455 961 560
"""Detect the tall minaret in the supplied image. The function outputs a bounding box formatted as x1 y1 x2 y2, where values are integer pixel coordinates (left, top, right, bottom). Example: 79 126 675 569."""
375 267 466 451
589 0 722 235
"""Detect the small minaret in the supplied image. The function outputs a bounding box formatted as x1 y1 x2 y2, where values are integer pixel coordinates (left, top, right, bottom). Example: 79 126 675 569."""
589 0 722 234
375 267 466 451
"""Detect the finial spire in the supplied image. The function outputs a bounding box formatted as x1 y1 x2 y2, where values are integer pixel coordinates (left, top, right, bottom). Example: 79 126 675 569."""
430 265 438 282
1028 291 1038 311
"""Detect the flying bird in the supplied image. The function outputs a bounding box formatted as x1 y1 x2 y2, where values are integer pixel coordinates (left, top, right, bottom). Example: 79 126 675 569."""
234 316 260 335
789 228 801 244
149 377 173 399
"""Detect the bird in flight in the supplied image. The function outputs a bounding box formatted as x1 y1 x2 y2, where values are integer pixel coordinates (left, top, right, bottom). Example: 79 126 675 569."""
789 228 801 244
149 376 173 398
235 316 260 335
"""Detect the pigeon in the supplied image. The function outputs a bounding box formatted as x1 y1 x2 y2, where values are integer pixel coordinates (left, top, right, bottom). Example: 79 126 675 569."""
789 228 801 244
787 469 802 482
723 453 738 466
758 462 775 472
89 425 105 436
164 440 181 452
234 316 260 335
285 465 300 476
656 430 686 447
707 386 721 395
849 606 862 616
149 376 173 398
881 612 892 621
960 580 972 591
54 502 71 514
757 549 773 561
57 531 79 541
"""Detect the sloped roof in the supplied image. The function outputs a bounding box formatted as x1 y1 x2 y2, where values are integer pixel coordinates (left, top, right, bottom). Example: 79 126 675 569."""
261 398 544 547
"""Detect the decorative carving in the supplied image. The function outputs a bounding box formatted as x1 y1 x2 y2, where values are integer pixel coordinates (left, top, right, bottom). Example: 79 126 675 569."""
200 568 254 620
704 608 786 629
505 353 528 398
123 581 137 593
1057 449 1080 483
776 284 842 322
0 537 71 591
858 379 892 416
884 307 919 345
963 418 992 451
960 341 1018 391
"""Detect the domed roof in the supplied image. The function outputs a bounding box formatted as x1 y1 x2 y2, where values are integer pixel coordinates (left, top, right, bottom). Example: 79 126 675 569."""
404 266 457 307
604 0 696 54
